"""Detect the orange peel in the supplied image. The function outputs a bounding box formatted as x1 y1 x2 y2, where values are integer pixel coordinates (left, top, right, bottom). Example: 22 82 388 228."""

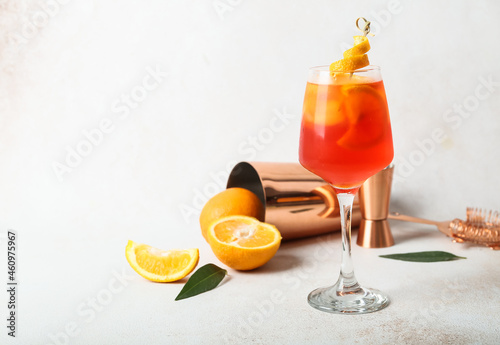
330 36 370 73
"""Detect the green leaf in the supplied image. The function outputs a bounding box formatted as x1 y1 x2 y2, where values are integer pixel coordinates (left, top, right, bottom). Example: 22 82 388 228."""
175 263 227 301
379 251 466 263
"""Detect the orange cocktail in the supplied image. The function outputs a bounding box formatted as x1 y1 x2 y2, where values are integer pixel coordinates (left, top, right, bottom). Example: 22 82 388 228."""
300 18 392 314
299 67 393 193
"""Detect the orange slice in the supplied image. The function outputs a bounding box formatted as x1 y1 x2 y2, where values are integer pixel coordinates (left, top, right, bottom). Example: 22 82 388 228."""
303 83 346 126
206 216 282 271
340 84 382 123
337 84 388 149
125 240 199 282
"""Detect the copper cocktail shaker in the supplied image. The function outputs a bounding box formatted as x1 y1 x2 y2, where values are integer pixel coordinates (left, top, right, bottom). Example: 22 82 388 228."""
226 162 361 240
227 162 397 248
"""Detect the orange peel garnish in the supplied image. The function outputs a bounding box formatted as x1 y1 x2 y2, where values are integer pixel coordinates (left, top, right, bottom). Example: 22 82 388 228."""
330 18 373 74
330 36 370 73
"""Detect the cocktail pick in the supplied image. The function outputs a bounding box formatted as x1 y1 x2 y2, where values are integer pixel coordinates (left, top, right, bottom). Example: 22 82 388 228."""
356 17 375 37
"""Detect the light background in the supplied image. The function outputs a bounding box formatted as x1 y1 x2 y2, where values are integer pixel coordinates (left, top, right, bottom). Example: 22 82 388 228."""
1 0 499 344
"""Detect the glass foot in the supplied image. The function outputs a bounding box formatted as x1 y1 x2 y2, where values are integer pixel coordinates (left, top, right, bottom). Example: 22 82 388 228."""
308 283 389 314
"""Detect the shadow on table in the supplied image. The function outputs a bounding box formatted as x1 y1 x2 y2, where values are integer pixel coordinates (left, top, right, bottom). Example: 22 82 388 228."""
253 253 304 273
246 231 341 274
390 222 437 244
388 196 443 244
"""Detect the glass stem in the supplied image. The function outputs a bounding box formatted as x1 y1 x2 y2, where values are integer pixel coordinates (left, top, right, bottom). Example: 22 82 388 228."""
336 192 359 292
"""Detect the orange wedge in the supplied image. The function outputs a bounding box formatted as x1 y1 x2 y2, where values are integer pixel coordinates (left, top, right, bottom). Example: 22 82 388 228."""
206 216 282 271
125 240 199 282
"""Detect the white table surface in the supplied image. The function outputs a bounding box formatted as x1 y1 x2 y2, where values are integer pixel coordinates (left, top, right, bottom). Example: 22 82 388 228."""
2 218 500 345
1 0 500 344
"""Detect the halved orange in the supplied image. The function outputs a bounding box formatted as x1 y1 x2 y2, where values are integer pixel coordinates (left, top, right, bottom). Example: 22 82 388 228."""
125 240 199 282
199 188 265 241
206 216 282 271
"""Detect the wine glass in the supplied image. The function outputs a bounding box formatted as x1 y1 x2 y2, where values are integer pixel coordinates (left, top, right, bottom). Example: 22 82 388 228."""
299 65 394 314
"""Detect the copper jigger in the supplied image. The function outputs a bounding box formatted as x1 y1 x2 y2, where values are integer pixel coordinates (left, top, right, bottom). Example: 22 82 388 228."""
226 162 361 240
357 165 395 248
